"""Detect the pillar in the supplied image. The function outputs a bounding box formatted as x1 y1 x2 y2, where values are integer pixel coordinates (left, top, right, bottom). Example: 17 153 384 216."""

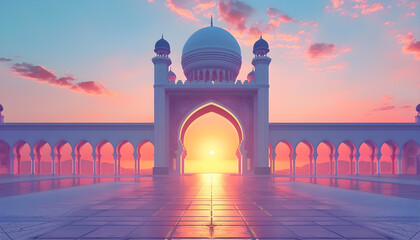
292 152 297 175
349 153 354 175
355 152 360 175
334 152 339 175
134 152 138 175
30 152 35 175
272 151 277 175
51 152 55 176
398 151 403 174
289 153 293 175
9 151 14 175
113 152 118 176
370 154 375 175
71 152 76 175
377 153 382 175
17 154 21 174
313 153 318 175
329 155 333 175
92 152 97 175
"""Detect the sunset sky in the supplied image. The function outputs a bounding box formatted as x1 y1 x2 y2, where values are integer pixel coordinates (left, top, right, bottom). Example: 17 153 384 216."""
1 0 419 123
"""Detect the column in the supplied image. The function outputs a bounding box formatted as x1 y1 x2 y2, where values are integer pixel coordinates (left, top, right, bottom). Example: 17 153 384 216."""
334 152 339 175
349 152 354 175
134 152 138 175
329 155 333 175
391 153 396 174
71 152 76 175
292 152 297 175
30 152 35 175
51 152 55 176
92 152 97 175
113 152 118 176
17 154 21 174
313 153 318 175
398 151 403 174
289 153 293 175
355 152 360 175
272 151 277 175
9 152 14 175
376 152 382 175
370 154 375 175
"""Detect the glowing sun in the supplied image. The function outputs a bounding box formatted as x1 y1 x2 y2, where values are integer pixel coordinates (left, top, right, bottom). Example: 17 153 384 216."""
209 150 215 155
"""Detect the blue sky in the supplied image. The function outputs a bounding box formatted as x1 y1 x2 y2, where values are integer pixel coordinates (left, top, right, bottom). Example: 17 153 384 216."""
0 0 419 122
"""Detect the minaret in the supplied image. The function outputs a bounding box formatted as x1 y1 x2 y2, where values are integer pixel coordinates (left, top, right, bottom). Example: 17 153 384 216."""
252 35 272 174
152 35 172 174
416 104 420 124
0 104 4 123
152 35 172 85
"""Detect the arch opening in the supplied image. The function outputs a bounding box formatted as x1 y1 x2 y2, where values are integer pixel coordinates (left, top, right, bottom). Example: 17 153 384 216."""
138 141 154 175
274 141 292 175
179 102 243 174
75 141 93 175
0 141 10 174
54 141 73 175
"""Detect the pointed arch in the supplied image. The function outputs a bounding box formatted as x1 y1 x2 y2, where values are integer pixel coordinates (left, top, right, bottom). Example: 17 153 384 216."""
54 140 72 175
75 140 93 175
316 140 335 175
33 140 52 175
0 140 10 174
337 141 356 175
178 101 244 174
13 140 31 174
274 140 293 175
96 140 114 175
137 140 154 175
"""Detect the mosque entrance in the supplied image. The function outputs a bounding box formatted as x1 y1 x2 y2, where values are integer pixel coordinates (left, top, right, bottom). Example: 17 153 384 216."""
178 102 243 174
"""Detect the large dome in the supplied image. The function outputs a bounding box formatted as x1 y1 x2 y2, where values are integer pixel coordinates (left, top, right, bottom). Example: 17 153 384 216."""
182 26 242 82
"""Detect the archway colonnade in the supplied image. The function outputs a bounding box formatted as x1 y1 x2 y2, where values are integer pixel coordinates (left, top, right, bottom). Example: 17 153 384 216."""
0 139 154 176
270 139 419 175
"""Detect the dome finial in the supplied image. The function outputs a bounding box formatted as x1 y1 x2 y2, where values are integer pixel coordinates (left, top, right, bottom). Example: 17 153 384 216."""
161 34 163 39
211 15 213 27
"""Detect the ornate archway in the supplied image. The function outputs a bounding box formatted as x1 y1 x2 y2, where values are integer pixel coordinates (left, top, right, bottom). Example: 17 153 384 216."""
177 101 244 174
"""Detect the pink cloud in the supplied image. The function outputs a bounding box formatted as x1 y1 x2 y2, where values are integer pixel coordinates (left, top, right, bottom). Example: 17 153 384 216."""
307 43 337 60
217 0 254 33
326 0 385 17
0 57 12 62
396 32 415 43
402 41 420 60
384 21 395 25
192 0 216 15
10 62 112 95
70 81 108 95
165 0 200 21
357 2 384 15
276 33 300 42
331 0 342 9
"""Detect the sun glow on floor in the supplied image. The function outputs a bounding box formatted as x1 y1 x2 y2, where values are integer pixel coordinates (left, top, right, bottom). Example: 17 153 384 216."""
184 112 239 174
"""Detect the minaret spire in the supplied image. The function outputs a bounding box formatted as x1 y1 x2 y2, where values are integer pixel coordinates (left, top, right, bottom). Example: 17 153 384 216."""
211 15 213 27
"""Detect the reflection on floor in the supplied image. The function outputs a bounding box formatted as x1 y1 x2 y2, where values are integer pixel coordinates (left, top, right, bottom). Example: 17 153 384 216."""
0 174 419 239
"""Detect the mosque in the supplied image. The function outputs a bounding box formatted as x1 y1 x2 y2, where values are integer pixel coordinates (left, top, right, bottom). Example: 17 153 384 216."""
0 23 420 176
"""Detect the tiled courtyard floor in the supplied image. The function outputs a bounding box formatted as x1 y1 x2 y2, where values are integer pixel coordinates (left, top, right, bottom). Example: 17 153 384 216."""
0 174 420 239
